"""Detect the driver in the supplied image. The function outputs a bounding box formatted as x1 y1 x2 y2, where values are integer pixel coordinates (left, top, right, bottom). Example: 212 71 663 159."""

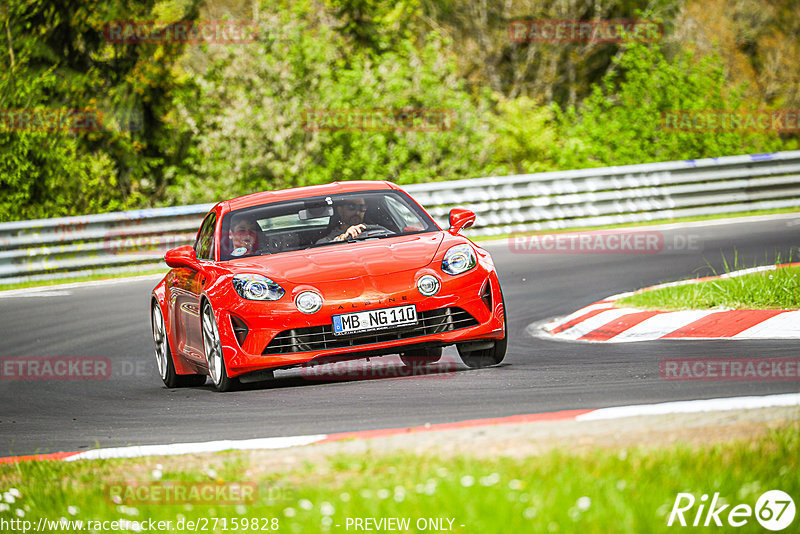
228 217 260 255
317 197 389 243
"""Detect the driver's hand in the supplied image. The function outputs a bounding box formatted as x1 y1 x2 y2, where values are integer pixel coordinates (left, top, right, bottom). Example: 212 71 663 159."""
335 224 366 241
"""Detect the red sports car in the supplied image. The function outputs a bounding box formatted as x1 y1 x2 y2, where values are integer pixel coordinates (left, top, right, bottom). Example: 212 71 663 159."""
151 181 507 391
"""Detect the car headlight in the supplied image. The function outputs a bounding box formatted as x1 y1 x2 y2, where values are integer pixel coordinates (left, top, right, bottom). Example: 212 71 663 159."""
417 275 441 296
295 291 323 314
232 274 285 301
442 244 477 275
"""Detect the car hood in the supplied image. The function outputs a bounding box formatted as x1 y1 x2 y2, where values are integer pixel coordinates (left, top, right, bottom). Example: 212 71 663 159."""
226 233 445 283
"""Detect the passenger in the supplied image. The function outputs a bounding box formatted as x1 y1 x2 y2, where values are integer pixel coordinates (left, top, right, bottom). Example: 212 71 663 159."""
229 218 260 255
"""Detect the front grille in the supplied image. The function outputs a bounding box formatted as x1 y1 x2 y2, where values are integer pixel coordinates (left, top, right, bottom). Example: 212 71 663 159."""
263 307 478 355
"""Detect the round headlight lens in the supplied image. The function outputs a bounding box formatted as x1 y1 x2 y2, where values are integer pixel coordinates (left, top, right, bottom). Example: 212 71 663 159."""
417 275 441 296
295 291 323 314
232 274 285 301
442 244 477 275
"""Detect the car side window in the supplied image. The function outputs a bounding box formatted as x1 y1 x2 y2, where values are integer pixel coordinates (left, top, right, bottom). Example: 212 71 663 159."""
194 212 216 260
385 195 426 229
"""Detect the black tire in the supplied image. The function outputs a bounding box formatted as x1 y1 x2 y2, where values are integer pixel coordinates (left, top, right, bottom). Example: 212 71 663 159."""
151 303 207 388
201 301 239 392
457 289 508 369
399 346 442 368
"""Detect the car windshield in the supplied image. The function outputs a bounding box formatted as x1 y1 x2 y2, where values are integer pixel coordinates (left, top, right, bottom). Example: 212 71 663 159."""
219 189 438 261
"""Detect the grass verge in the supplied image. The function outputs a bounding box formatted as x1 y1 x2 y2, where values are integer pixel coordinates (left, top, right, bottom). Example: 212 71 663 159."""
0 270 168 292
617 264 800 310
0 420 797 533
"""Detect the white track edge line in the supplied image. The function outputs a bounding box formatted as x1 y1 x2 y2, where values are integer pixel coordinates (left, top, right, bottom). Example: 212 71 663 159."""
56 394 800 461
64 434 329 461
576 393 800 421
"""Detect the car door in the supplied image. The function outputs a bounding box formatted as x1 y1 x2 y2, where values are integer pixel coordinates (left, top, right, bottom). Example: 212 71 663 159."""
173 212 215 363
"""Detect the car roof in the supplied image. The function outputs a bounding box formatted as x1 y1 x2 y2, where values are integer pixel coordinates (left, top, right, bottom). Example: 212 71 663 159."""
221 181 400 213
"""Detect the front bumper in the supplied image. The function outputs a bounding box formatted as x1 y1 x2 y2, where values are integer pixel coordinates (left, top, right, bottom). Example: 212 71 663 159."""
213 267 505 378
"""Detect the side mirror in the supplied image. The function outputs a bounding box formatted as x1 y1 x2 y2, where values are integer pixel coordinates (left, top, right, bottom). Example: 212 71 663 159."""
448 208 476 235
165 245 199 269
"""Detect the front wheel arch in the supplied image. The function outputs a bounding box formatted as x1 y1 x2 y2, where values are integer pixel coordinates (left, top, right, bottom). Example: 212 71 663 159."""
200 298 239 392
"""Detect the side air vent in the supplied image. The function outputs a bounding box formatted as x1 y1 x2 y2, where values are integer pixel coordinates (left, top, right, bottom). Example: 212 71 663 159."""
230 314 249 347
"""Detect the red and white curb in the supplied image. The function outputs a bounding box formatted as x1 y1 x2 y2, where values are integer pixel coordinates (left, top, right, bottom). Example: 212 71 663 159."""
1 393 797 464
535 263 800 342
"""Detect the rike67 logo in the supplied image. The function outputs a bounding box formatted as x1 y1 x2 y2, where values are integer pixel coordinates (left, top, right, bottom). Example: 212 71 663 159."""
667 490 795 530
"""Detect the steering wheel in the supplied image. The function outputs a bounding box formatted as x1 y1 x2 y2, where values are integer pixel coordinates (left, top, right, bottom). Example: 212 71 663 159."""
354 224 394 239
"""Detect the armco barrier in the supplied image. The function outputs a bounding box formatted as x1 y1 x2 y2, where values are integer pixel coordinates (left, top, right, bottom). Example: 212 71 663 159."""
1 151 799 284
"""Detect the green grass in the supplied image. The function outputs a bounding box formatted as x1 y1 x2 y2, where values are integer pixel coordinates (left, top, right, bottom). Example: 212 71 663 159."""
617 264 800 310
0 270 168 292
1 420 797 533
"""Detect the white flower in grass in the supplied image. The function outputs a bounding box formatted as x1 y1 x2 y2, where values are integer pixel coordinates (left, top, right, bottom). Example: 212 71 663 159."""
118 505 139 516
436 467 448 478
15 508 24 517
151 468 162 480
339 492 350 502
523 507 537 519
0 503 9 512
122 519 143 532
377 489 390 500
320 502 335 516
3 493 14 504
359 489 372 499
460 475 474 488
480 473 500 487
235 505 247 515
67 505 79 516
205 468 218 479
616 480 627 491
283 507 296 518
298 499 313 511
321 516 333 528
8 489 21 498
576 496 591 511
508 479 523 490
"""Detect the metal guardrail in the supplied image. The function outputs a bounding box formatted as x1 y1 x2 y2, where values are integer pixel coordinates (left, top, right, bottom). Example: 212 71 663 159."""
1 151 799 284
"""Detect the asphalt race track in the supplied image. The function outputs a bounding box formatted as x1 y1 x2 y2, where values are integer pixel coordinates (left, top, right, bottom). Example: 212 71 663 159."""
1 215 798 456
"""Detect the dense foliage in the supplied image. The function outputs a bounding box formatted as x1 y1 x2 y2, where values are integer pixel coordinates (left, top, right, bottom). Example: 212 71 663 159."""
0 0 797 221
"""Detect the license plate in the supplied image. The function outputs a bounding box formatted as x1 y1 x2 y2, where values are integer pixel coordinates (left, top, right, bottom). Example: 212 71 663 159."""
332 304 417 336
